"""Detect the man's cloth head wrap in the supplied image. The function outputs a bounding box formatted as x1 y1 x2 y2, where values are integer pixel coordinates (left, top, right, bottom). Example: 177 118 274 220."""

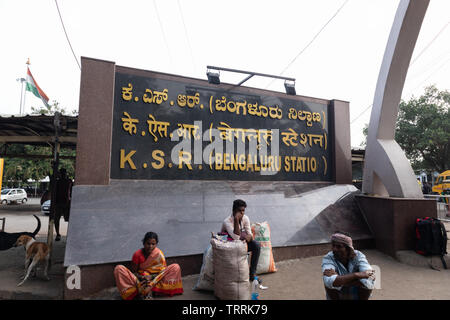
331 233 354 251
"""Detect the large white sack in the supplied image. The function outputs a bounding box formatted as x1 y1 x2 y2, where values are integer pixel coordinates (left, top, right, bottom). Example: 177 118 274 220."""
211 238 249 300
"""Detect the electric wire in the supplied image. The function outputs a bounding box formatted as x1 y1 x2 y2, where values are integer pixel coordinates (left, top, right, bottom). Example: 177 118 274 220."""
354 52 450 126
407 56 450 97
153 0 173 68
350 104 372 125
54 0 81 71
177 0 196 74
351 21 450 125
408 48 450 80
403 21 450 96
410 21 450 66
265 0 349 89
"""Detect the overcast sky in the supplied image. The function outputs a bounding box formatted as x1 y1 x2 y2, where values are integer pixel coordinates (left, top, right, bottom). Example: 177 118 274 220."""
1 0 449 147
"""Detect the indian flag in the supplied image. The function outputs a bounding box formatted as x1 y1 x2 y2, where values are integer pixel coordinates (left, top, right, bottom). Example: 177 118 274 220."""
26 67 50 107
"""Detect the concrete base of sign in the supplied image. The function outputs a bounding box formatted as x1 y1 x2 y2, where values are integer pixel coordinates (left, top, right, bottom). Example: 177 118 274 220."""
355 195 437 258
63 238 375 300
64 181 370 266
63 181 373 299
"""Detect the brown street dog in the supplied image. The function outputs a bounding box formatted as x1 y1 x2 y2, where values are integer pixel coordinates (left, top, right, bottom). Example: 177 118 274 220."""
14 235 50 286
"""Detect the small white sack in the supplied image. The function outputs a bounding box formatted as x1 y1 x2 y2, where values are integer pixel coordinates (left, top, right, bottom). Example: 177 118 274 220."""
193 244 215 291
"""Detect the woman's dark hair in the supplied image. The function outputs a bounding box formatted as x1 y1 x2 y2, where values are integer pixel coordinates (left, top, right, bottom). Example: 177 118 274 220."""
232 199 247 213
142 231 158 245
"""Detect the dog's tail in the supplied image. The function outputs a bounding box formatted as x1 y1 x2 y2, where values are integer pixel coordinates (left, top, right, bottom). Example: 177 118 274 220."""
31 214 41 237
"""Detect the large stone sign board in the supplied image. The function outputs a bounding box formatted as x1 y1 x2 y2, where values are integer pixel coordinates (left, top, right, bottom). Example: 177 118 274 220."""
111 70 332 181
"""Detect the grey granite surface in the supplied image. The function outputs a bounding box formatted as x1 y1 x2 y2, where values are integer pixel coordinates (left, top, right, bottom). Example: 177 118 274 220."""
64 180 368 266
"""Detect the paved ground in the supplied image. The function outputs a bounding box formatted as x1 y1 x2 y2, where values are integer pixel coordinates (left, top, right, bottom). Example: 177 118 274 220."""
87 247 450 300
0 235 66 299
0 198 68 236
1 201 450 300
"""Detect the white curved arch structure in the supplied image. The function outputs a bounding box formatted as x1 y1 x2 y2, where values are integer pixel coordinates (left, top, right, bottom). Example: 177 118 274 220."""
362 0 429 198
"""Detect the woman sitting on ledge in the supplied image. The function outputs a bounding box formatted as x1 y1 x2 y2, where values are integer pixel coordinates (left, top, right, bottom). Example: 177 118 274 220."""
114 231 184 300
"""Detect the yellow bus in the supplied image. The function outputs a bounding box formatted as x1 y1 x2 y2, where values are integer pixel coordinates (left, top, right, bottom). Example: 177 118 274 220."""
432 170 450 194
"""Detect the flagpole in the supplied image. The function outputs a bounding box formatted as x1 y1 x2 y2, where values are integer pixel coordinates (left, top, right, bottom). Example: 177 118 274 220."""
16 77 25 115
20 78 25 115
22 58 31 115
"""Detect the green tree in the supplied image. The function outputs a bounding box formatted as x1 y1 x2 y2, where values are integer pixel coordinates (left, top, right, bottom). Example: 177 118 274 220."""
1 101 76 189
31 100 78 116
362 85 450 172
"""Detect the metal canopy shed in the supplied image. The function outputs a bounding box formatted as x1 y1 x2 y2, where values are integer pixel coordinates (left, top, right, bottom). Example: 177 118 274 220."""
0 114 77 150
0 113 77 257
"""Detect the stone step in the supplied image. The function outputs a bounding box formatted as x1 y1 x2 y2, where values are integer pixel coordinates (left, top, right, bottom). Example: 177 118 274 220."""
396 250 449 270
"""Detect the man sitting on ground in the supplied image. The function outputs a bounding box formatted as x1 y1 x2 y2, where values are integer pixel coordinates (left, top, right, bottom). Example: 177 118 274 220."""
221 199 261 281
322 231 375 300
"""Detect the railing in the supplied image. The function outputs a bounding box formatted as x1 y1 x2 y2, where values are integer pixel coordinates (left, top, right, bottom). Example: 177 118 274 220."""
424 195 450 221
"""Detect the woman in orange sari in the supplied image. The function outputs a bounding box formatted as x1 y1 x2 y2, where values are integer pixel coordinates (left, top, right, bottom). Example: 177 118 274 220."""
114 232 184 300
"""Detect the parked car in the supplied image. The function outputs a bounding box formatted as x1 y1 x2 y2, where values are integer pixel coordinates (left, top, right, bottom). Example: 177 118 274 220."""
1 188 28 204
41 200 51 216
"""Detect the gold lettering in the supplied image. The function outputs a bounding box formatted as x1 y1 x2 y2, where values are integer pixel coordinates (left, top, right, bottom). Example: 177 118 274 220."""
215 153 223 170
177 123 201 140
246 154 254 172
146 114 170 142
121 112 139 135
289 108 323 126
227 101 236 113
299 133 308 147
290 156 296 171
177 94 187 107
245 129 260 145
268 105 282 119
236 101 247 115
296 157 304 172
304 111 313 126
215 97 227 111
310 157 317 172
151 150 165 169
142 89 153 103
281 128 298 147
178 151 193 170
210 97 282 120
187 92 200 108
120 149 136 169
153 89 168 105
248 102 261 116
260 155 268 171
288 108 297 120
238 154 246 171
122 83 133 101
259 130 272 146
234 128 246 143
254 155 260 172
230 154 239 171
313 112 321 123
217 122 233 142
259 105 268 117
223 153 230 171
309 134 324 148
284 156 290 172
